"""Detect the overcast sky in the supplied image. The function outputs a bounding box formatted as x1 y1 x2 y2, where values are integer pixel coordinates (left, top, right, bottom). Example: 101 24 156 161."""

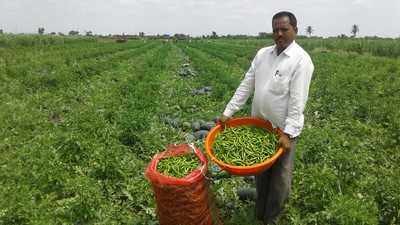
1 0 399 38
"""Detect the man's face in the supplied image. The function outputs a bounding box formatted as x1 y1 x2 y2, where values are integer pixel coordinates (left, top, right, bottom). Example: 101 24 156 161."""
272 16 297 52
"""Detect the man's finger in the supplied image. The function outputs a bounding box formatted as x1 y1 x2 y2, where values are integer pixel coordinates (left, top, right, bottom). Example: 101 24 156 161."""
217 115 230 131
278 135 290 151
220 121 226 131
285 142 291 150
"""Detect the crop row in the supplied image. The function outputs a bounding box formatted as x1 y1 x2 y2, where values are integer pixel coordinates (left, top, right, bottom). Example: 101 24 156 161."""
0 42 166 224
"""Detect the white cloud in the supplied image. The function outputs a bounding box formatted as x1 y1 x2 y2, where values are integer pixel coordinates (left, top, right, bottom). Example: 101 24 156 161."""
353 0 366 4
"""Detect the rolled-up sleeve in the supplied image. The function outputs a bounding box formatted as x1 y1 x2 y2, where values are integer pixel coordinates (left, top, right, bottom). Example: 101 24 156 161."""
223 53 258 117
283 57 314 138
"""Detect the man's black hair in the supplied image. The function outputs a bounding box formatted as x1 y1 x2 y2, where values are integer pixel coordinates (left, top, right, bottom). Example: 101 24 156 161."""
272 11 297 28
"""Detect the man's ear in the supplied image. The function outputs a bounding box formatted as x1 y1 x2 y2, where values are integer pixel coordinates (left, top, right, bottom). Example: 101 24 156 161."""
294 26 298 34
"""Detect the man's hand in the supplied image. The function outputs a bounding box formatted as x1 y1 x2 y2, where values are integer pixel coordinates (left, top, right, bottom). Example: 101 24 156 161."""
217 114 230 130
278 133 291 151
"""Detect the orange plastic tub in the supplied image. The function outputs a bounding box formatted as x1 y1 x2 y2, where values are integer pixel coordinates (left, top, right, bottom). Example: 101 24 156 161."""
205 117 284 176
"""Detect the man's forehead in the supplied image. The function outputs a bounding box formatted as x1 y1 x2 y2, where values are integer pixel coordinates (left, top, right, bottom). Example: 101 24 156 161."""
272 16 291 27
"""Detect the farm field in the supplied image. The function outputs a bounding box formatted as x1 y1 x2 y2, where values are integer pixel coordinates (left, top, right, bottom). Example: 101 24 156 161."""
0 35 399 225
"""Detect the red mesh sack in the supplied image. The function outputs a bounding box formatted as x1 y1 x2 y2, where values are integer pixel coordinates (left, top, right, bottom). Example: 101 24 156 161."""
145 143 214 225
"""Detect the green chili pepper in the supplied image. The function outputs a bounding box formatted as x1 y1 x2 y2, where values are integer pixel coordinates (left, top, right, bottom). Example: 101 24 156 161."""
213 126 278 166
157 154 199 178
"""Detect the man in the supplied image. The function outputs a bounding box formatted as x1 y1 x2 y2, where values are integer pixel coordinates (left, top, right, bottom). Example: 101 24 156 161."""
219 11 314 224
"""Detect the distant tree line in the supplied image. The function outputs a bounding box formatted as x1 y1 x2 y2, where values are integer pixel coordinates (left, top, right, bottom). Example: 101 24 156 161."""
2 23 398 40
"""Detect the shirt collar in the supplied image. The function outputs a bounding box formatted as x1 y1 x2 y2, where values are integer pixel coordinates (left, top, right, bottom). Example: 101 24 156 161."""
271 40 297 57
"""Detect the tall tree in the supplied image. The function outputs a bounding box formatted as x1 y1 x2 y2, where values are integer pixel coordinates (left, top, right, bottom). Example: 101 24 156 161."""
305 26 314 37
38 27 45 35
0 29 3 34
351 24 359 37
211 31 218 39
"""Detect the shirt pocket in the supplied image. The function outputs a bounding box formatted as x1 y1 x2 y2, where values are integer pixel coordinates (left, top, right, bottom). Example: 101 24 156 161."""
268 72 290 95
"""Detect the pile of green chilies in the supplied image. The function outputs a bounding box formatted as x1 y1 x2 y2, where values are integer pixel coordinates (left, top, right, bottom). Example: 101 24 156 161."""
157 154 199 178
213 126 278 166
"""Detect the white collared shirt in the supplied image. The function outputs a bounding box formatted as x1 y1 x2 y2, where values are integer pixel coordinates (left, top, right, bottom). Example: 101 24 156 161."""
223 41 314 138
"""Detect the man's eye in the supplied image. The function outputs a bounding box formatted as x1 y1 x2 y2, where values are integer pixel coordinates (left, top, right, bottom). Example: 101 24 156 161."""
273 28 288 33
